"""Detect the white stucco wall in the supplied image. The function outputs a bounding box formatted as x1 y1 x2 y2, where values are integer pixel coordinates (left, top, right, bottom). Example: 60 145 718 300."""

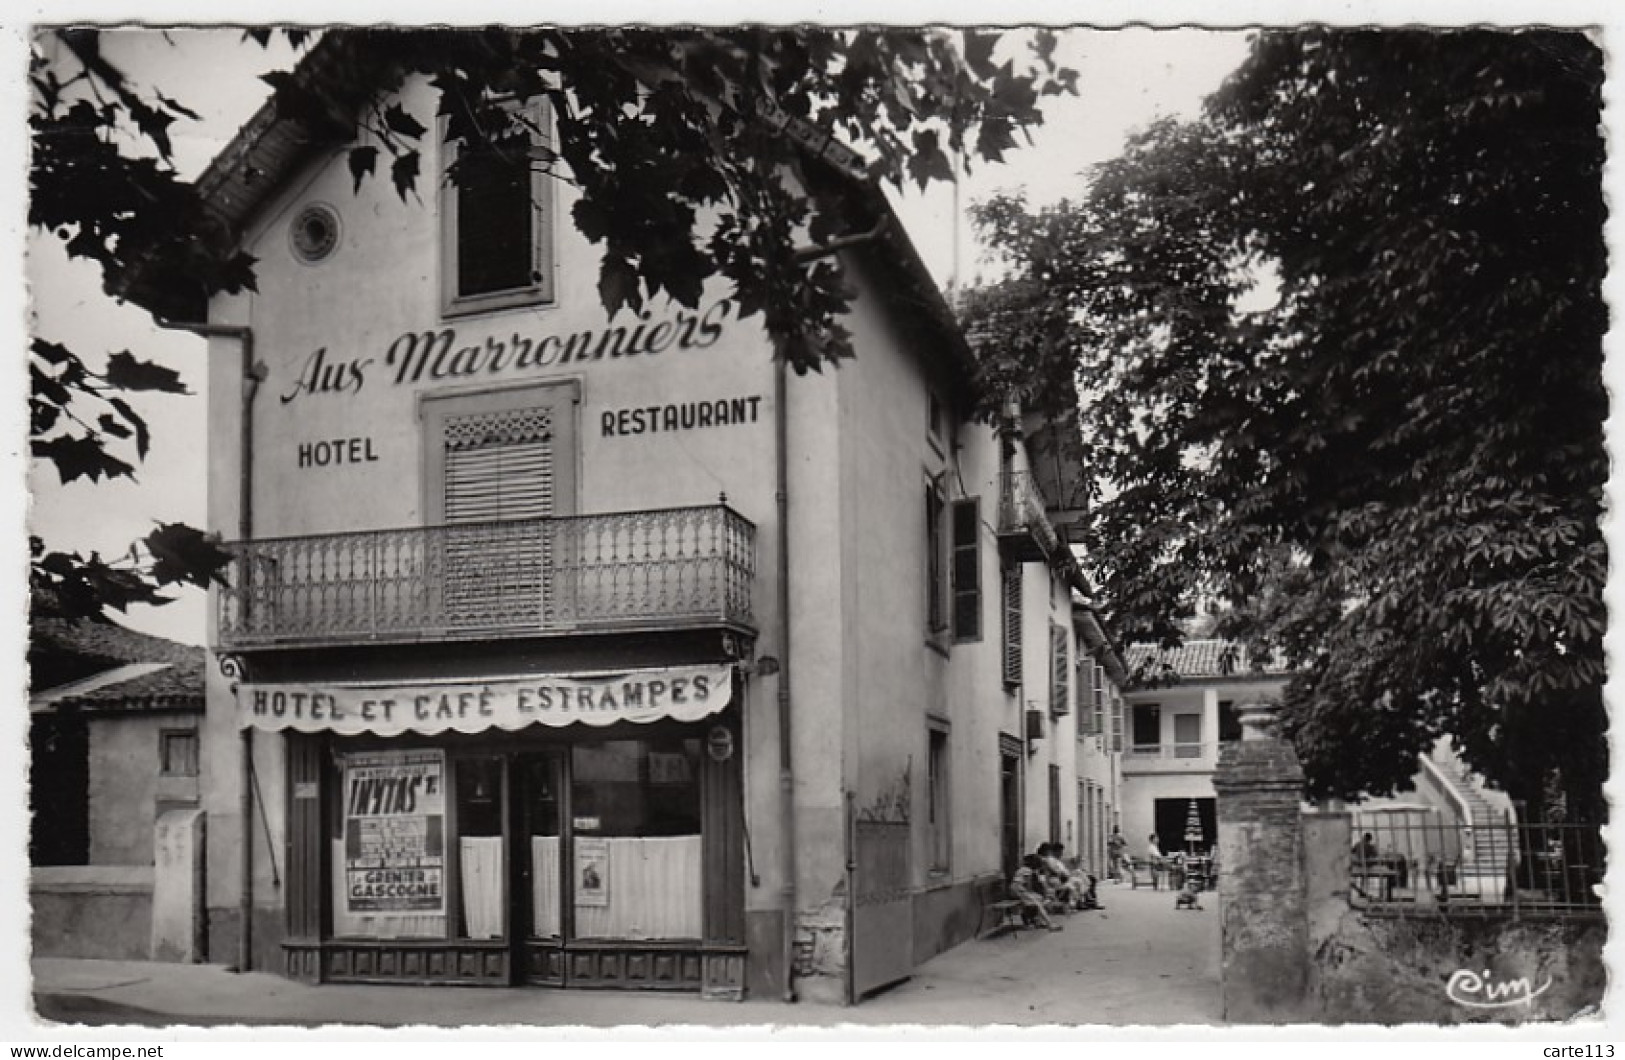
195 71 1102 980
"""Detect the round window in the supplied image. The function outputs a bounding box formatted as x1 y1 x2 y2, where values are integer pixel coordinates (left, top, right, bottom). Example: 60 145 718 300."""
290 203 340 263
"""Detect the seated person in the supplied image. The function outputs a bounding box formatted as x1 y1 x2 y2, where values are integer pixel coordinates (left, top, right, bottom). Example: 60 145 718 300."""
1010 855 1062 931
1034 844 1078 910
1041 843 1097 911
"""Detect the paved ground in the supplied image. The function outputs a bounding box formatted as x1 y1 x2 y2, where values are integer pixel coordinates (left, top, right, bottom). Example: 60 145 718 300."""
27 884 1220 1031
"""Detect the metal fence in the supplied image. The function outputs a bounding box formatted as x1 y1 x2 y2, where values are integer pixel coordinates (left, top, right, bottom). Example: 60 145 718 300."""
1348 813 1603 918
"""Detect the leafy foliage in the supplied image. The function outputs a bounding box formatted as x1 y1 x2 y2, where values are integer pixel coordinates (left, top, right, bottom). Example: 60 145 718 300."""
29 333 232 618
968 30 1606 821
29 26 1075 621
257 27 1073 372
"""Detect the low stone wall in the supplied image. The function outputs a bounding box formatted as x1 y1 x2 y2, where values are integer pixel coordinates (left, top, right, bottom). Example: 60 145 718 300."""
1304 811 1604 1024
31 866 153 960
1311 906 1605 1024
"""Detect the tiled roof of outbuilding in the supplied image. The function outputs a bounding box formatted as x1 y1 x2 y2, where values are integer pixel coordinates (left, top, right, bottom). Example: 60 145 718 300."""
1123 638 1293 681
30 615 205 714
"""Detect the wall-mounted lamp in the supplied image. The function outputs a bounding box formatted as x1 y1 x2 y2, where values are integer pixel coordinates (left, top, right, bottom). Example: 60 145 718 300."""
740 655 780 677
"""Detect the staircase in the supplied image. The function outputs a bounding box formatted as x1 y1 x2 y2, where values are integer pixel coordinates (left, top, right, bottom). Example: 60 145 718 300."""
1432 750 1516 876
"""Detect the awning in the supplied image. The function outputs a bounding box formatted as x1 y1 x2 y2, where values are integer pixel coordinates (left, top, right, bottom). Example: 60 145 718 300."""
237 664 734 737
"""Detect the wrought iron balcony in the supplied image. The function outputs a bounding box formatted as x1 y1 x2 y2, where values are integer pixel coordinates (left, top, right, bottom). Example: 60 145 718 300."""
997 470 1061 561
217 505 756 649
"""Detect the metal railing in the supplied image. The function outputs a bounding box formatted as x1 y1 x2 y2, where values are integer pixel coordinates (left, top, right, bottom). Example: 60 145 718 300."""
218 504 756 647
997 470 1061 556
1348 815 1603 918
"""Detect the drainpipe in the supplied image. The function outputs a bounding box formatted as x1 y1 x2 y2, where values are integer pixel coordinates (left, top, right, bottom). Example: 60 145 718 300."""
773 355 797 1003
157 319 262 970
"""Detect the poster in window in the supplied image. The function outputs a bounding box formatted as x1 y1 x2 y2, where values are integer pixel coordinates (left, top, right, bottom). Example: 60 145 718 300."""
343 750 446 916
575 835 609 907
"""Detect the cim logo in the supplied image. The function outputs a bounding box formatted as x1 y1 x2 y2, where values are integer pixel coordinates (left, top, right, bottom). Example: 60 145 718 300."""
1446 967 1554 1010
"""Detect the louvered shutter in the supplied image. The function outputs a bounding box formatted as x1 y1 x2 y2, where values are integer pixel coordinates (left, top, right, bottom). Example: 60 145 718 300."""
1110 692 1124 754
443 407 555 523
1092 663 1106 738
1050 623 1069 716
1001 564 1022 688
441 406 555 627
950 499 980 640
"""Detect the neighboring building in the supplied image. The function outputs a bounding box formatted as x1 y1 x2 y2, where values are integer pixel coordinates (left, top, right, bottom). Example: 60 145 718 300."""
1122 639 1515 882
1073 607 1128 881
112 33 1103 1003
28 607 205 959
1120 639 1291 857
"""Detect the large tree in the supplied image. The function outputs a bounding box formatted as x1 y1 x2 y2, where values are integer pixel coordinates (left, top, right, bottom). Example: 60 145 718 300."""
30 26 1075 620
966 29 1606 822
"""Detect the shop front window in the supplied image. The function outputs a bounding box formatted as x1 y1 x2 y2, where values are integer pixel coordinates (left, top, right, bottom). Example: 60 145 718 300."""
456 755 506 940
570 738 703 940
331 749 448 940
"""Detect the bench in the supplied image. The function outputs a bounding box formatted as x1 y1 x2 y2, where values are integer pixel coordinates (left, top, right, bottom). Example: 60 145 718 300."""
979 877 1030 936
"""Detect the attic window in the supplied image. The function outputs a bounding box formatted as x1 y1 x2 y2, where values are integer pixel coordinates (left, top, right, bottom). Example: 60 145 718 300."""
442 99 555 317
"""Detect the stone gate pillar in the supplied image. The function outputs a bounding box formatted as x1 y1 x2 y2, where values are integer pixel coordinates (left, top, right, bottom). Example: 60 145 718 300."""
1213 700 1308 1023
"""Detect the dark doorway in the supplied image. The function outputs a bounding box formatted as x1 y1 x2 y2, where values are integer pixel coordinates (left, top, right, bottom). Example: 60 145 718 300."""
30 715 89 866
1154 796 1217 857
999 741 1022 881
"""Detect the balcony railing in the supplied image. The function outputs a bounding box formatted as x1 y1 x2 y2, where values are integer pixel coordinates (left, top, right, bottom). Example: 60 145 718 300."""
1127 742 1215 760
1123 742 1217 773
218 505 756 649
997 470 1060 560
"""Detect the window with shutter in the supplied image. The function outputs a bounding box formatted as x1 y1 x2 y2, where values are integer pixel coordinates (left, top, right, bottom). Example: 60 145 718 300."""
1049 622 1069 716
1092 663 1106 738
950 499 980 641
1110 693 1124 754
926 482 946 633
1001 564 1022 689
443 407 556 522
424 384 577 630
442 99 555 317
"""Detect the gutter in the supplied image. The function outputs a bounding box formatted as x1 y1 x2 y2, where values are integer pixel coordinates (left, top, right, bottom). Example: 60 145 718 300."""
156 319 263 971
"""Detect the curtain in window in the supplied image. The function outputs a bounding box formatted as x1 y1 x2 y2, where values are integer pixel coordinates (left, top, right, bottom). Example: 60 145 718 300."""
531 835 562 938
572 836 702 940
459 836 504 939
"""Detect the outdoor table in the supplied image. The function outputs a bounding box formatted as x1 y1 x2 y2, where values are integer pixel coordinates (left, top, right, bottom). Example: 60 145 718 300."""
1353 861 1398 902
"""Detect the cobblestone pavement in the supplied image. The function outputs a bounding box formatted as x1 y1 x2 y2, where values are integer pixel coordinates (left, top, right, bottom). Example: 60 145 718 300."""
27 884 1221 1032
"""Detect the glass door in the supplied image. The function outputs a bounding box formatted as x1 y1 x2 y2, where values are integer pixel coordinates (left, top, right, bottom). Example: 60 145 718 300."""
514 751 567 985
